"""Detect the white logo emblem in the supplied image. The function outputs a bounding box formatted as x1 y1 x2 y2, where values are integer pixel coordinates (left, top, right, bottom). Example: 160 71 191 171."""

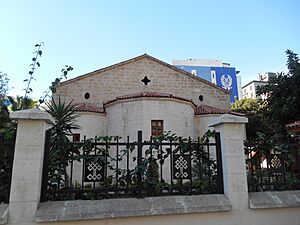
221 74 232 90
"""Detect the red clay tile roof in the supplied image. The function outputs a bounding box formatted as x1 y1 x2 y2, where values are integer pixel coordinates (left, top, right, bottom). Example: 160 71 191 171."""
286 121 300 129
104 92 245 116
195 104 245 116
75 103 105 114
74 93 245 116
104 92 197 106
195 104 228 115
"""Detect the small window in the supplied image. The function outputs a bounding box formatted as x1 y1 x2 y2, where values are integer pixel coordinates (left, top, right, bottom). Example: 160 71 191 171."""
84 92 90 99
191 70 197 75
151 120 164 137
73 133 81 143
199 95 204 101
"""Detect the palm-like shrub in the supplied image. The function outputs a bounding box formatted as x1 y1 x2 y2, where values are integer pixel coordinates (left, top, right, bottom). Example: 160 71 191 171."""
44 97 80 189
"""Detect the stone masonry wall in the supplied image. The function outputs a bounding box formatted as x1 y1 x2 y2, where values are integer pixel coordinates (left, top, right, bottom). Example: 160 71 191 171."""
106 98 195 139
54 57 230 109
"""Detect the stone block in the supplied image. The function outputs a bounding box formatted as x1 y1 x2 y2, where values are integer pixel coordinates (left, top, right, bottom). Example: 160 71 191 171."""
10 108 54 124
9 201 38 224
35 194 232 222
0 205 8 225
249 190 300 209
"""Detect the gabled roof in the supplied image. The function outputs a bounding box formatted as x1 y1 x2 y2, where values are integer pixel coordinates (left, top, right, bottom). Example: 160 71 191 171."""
58 54 230 94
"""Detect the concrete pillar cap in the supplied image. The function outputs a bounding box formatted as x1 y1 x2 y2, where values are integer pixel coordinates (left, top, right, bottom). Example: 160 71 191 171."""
208 113 248 127
10 108 54 124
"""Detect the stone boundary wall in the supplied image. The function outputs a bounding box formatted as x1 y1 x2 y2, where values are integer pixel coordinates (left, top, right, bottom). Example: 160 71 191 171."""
5 110 300 225
249 190 300 209
35 195 231 222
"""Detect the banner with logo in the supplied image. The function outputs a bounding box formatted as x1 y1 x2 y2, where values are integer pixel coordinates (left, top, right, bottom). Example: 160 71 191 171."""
211 67 238 102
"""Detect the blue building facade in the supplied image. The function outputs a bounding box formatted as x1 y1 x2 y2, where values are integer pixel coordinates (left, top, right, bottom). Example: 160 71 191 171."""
175 64 239 102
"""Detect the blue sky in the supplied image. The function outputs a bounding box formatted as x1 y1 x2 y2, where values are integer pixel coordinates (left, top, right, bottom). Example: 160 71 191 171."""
0 0 299 99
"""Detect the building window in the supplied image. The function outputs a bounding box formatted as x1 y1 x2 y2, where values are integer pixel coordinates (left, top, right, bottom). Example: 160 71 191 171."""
250 86 252 90
191 70 197 75
211 71 216 84
151 120 164 136
84 92 90 99
73 133 81 143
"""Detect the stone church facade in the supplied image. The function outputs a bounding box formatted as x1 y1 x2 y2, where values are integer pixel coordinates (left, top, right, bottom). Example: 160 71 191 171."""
55 54 235 140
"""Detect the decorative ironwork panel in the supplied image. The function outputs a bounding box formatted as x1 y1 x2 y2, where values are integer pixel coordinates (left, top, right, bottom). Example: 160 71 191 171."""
268 154 284 176
44 131 225 201
173 155 191 179
84 159 105 182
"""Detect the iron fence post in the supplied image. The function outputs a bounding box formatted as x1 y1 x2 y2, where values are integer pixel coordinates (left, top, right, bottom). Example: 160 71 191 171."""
137 130 143 198
215 132 224 194
3 130 17 204
40 129 51 202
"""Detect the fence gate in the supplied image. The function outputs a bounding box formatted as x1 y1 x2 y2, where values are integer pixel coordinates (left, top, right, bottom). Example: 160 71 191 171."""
0 133 16 203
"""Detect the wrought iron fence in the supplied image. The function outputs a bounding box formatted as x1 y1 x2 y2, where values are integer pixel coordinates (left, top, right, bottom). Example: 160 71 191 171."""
246 143 300 192
41 131 223 201
0 135 16 203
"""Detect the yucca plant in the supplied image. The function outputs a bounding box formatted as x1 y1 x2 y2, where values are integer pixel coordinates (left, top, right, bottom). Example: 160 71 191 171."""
44 97 80 189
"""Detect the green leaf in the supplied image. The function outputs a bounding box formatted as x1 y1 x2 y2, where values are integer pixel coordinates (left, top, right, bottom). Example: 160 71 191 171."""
50 87 56 93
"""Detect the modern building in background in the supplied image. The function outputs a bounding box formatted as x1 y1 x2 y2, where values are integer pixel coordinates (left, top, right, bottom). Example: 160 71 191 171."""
242 72 276 99
242 80 268 99
172 59 241 102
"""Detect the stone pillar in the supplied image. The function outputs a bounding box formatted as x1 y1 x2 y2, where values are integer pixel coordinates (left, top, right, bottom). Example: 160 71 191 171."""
8 109 54 224
208 114 248 210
